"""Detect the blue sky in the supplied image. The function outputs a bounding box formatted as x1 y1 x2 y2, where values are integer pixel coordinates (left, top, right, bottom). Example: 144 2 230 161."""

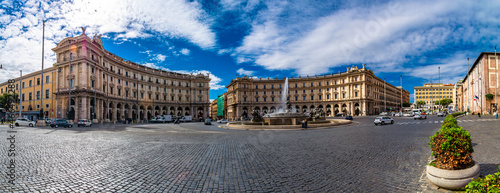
1 0 500 102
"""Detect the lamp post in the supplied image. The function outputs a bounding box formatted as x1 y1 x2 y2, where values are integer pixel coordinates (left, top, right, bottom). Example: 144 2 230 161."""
467 58 470 114
68 39 73 121
106 67 109 122
93 52 97 121
384 78 386 112
495 46 498 118
19 70 22 117
438 66 441 112
400 75 403 111
40 20 45 120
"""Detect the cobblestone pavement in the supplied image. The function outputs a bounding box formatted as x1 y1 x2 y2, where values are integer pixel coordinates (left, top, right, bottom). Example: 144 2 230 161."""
0 115 498 192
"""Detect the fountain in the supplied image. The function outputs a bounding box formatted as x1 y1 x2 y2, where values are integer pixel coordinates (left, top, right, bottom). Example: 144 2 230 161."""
224 77 351 130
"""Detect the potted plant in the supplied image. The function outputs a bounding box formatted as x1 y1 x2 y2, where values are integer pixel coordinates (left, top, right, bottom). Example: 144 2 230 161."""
427 115 480 190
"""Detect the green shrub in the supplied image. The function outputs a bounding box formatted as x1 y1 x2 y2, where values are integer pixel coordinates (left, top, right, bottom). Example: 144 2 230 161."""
465 165 500 192
429 116 474 170
451 112 466 117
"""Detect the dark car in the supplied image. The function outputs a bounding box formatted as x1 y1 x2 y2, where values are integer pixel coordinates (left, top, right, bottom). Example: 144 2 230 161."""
345 116 353 120
204 119 212 125
335 113 345 117
123 118 133 124
50 119 73 128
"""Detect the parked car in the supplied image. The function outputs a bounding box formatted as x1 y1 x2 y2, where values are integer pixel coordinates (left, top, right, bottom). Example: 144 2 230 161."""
123 118 134 124
374 117 394 125
394 112 402 117
334 113 345 117
204 119 212 125
149 117 158 123
217 119 228 124
50 119 73 128
379 112 388 116
14 118 35 127
414 114 427 120
77 119 92 127
437 112 445 117
44 118 53 124
345 116 353 120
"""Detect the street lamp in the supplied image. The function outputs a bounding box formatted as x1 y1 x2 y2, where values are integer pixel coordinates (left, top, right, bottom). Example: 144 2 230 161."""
438 66 441 112
384 78 386 112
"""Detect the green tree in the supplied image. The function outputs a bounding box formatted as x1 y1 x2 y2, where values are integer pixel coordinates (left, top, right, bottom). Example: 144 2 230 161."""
403 102 412 107
434 99 453 107
416 100 426 108
485 93 494 100
0 92 19 111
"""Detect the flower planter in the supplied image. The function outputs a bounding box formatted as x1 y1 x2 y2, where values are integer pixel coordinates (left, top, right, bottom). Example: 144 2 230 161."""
427 161 480 190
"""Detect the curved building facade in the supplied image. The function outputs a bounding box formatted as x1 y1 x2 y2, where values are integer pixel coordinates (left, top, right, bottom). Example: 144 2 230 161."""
226 65 409 119
52 31 210 122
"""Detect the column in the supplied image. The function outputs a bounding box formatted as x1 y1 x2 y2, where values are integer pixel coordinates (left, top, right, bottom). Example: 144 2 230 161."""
81 97 88 120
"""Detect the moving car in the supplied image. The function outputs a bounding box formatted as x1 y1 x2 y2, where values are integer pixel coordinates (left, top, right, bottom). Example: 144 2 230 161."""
204 119 212 125
217 119 228 124
14 118 35 127
374 117 394 125
345 116 353 120
437 112 445 117
149 117 158 123
334 113 345 117
77 119 92 127
379 112 388 116
50 119 73 128
414 114 427 120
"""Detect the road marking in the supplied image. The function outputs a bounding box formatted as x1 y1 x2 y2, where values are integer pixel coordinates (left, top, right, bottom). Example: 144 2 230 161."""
416 122 420 124
434 121 438 123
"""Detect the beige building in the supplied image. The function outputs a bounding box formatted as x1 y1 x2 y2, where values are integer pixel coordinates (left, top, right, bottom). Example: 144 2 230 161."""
414 83 455 110
51 30 211 122
0 68 58 120
461 52 500 114
225 65 409 119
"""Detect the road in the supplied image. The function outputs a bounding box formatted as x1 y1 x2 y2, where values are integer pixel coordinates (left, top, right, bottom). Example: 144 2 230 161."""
0 115 497 192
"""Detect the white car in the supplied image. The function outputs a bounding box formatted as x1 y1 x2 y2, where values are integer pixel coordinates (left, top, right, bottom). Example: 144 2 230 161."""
414 114 427 120
374 117 394 125
379 112 388 116
14 118 35 127
217 119 228 124
437 112 445 117
77 119 92 127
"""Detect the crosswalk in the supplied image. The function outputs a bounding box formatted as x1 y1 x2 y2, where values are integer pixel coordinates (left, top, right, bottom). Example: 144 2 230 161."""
356 118 498 126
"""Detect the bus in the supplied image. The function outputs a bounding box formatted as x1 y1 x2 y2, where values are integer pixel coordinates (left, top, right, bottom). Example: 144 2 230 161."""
412 109 422 115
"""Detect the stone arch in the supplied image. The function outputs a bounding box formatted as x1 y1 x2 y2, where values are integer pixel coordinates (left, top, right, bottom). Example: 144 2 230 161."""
170 107 175 115
177 107 183 116
262 106 268 114
196 107 203 118
354 103 360 116
270 106 276 113
326 104 332 116
302 105 307 113
342 104 347 114
334 104 339 115
254 107 260 112
242 107 248 117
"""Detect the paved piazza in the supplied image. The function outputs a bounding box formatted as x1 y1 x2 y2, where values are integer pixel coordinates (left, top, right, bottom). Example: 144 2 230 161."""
1 115 499 192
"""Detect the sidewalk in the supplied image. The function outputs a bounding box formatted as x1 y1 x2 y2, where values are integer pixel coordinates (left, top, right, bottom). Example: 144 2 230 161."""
419 115 500 192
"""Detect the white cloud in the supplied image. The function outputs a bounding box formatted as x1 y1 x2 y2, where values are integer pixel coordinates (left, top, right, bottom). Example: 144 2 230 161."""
236 68 254 76
153 54 166 62
234 0 500 77
180 48 190 56
0 0 216 83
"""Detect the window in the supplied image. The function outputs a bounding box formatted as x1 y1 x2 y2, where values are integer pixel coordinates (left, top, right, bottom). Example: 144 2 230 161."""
319 82 321 86
69 79 73 87
295 97 298 101
29 80 32 87
45 104 49 108
148 94 151 99
335 94 338 99
303 96 306 100
255 85 258 89
118 89 121 96
244 97 247 102
264 85 266 89
134 92 137 98
22 94 25 101
311 83 313 86
141 93 144 98
141 84 143 89
45 89 49 99
327 81 329 85
29 93 32 100
355 92 358 97
319 95 322 100
342 93 346 98
256 98 259 102
36 91 40 99
91 80 95 87
199 97 202 102
37 78 40 85
264 98 266 102
46 76 49 83
272 97 274 102
311 96 314 100
327 95 330 99
271 85 274 89
22 82 25 88
244 91 246 94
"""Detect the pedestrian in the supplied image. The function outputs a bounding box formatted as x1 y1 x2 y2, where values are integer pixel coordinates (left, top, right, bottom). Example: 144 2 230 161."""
301 120 305 128
478 112 481 118
304 119 308 129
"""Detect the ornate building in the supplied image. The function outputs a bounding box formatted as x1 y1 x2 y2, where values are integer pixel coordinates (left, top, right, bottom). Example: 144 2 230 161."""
51 29 211 122
225 65 409 119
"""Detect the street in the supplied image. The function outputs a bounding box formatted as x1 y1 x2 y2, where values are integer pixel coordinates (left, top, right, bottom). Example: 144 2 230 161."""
0 115 498 192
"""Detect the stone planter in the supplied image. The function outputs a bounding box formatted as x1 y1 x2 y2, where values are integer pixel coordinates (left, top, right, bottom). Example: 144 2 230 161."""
427 161 480 190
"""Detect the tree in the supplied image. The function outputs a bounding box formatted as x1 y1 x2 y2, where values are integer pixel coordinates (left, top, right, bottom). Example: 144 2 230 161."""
416 100 426 108
485 93 494 100
434 99 453 107
403 102 412 107
0 93 19 111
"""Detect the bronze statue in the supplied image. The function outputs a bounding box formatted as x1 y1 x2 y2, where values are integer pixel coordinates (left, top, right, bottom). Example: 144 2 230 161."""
251 110 263 122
